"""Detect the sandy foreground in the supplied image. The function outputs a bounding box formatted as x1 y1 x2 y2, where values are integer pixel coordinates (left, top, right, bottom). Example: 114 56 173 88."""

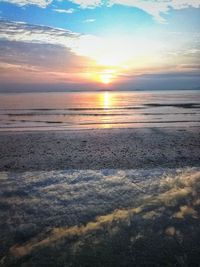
0 168 200 266
0 127 200 171
0 127 200 266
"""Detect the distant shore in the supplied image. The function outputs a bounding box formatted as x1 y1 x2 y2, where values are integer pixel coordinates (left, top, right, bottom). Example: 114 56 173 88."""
0 127 199 171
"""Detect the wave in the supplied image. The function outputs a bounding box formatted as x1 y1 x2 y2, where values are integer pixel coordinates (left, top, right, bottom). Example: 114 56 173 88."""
2 112 200 117
3 119 200 125
144 103 200 108
6 113 130 117
79 120 200 125
0 107 144 111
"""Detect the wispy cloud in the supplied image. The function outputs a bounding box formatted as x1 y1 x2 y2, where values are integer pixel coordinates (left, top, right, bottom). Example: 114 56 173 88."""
0 20 103 67
0 19 80 48
69 0 102 9
0 0 53 8
53 8 75 14
0 20 97 84
1 0 200 22
83 18 96 23
69 0 200 22
109 0 200 22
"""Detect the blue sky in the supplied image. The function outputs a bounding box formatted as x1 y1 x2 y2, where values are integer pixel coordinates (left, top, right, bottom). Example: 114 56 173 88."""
0 0 200 91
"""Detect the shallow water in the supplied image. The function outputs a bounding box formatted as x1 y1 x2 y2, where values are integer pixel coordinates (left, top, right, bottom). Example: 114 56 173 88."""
0 90 200 131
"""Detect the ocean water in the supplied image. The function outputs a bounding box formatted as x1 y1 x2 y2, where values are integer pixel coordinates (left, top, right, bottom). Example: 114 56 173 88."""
0 90 200 131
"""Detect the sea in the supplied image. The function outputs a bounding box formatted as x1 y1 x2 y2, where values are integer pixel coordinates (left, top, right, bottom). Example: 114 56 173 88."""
0 90 200 131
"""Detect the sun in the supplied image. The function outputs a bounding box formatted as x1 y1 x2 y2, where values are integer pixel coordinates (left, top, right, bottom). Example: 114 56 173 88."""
100 70 116 84
101 74 112 84
87 69 116 85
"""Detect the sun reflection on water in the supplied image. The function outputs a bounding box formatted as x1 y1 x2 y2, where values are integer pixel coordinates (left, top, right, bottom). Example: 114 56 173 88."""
103 92 110 109
100 92 113 128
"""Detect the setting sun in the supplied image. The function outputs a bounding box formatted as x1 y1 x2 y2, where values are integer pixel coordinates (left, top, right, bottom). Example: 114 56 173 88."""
86 69 116 85
101 74 112 84
99 69 116 84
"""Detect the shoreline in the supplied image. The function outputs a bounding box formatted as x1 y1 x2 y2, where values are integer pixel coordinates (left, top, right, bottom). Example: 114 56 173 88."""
0 127 199 171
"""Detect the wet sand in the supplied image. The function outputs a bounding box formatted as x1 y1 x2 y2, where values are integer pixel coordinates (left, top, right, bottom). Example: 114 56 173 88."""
0 127 200 171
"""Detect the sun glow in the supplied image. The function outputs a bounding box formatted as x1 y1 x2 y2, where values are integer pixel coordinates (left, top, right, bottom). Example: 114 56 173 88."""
100 69 116 84
72 35 165 84
100 74 112 84
74 34 165 85
87 69 116 84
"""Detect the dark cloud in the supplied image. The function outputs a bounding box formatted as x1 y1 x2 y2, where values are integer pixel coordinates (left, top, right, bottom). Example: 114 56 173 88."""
0 40 90 72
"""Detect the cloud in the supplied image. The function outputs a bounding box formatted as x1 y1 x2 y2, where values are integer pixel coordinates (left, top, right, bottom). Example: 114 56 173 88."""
0 40 90 73
69 0 102 8
53 8 75 14
0 19 80 48
0 19 199 88
109 0 200 22
0 0 52 8
1 0 200 22
69 0 200 22
0 19 101 68
0 20 99 84
83 18 96 23
179 64 200 70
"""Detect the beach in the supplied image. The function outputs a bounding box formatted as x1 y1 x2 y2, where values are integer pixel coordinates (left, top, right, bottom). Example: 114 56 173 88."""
0 127 200 171
1 165 200 266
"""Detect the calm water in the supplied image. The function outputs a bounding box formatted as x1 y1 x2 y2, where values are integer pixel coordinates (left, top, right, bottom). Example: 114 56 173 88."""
0 90 200 131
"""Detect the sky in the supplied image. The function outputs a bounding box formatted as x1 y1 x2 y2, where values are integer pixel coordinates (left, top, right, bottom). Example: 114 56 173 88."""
0 0 200 91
